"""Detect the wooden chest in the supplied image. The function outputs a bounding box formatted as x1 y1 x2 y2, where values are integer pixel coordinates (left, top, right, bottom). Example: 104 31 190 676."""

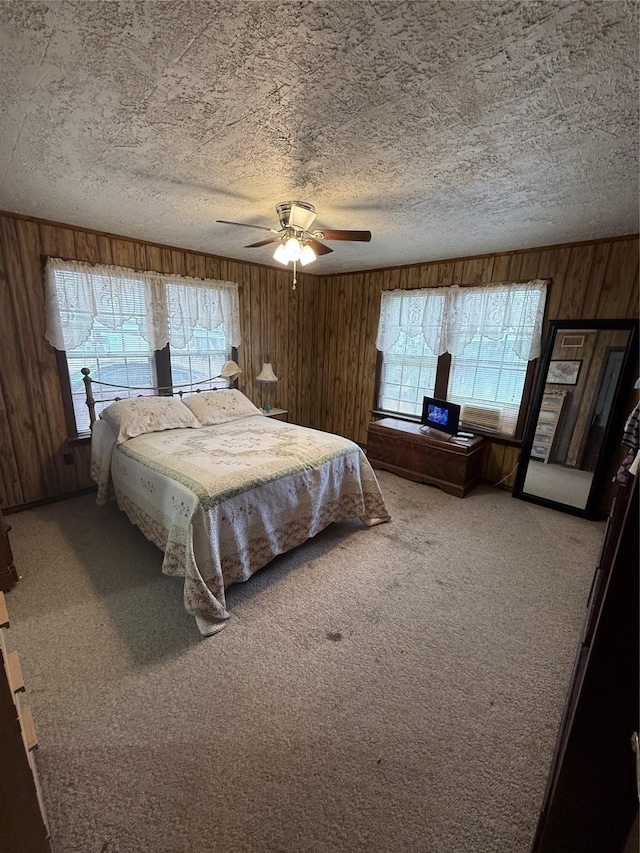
366 417 485 498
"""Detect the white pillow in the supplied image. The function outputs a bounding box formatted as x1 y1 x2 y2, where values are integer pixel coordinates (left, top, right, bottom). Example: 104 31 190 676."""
182 388 261 426
99 396 201 445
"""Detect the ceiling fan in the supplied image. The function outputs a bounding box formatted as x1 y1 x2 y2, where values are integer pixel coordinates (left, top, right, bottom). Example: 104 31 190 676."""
216 201 371 288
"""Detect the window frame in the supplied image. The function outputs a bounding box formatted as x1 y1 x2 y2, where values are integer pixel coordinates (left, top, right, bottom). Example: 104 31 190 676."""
373 349 538 444
48 259 240 438
374 280 547 443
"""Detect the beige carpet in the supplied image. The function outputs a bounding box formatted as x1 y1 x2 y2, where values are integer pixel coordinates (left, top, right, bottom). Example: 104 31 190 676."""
5 472 604 853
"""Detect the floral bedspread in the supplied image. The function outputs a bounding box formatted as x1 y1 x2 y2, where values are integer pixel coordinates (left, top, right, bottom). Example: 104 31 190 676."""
91 415 390 635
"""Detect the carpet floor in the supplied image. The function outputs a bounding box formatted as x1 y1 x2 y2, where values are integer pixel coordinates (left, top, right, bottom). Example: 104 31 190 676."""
5 472 604 853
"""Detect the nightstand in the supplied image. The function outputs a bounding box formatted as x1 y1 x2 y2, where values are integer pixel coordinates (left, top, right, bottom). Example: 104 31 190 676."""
262 408 288 421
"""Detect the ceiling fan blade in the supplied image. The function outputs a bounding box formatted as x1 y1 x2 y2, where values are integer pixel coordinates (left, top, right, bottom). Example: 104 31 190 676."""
312 229 372 242
307 238 333 256
245 237 280 248
216 219 278 233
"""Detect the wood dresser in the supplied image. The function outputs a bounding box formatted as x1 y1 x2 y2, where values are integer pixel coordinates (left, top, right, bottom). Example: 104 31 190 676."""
0 504 19 592
532 475 639 852
0 592 52 852
366 417 485 497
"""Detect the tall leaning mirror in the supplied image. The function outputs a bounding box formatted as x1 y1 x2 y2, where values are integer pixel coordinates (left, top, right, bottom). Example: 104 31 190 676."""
514 319 639 518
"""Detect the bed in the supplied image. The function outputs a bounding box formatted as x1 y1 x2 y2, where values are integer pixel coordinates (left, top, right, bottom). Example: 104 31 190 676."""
89 388 390 635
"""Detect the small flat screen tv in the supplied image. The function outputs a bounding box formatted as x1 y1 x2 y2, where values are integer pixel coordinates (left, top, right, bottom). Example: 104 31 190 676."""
421 396 461 436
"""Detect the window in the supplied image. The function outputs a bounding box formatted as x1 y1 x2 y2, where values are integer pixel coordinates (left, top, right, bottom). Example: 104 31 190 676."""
45 259 241 435
447 334 528 434
169 325 230 395
376 281 547 436
378 331 438 416
68 320 157 434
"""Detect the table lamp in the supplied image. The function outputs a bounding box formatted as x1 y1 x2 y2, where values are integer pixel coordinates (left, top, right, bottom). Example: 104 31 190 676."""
218 360 242 381
256 362 278 412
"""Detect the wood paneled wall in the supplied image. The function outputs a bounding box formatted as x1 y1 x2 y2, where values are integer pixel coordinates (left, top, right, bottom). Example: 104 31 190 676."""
295 237 639 489
0 209 637 510
0 213 309 510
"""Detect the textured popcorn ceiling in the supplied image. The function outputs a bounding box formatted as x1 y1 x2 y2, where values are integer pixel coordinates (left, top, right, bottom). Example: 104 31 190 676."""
0 1 638 274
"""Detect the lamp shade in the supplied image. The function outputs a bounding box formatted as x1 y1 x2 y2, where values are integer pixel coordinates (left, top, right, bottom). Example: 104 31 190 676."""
218 360 242 379
273 242 289 265
283 236 301 262
256 362 278 383
299 243 317 266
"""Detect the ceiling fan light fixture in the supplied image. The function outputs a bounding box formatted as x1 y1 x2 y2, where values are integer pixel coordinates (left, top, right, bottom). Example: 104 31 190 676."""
273 242 290 265
221 202 368 284
299 243 317 266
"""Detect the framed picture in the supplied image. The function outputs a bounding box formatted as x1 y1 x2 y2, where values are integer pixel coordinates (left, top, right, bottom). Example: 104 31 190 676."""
547 359 582 385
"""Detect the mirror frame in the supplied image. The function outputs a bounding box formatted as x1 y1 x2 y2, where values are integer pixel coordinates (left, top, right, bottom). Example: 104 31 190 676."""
513 318 639 519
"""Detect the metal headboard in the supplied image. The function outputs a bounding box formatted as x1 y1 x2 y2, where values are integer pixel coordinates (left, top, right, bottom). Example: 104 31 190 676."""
81 367 224 427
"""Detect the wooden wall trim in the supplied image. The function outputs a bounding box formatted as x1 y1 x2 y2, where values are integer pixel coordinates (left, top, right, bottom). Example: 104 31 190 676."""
3 486 97 516
2 208 637 280
303 233 639 279
0 209 292 276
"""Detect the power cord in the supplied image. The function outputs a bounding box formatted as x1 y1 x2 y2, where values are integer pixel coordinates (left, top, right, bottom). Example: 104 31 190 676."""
491 462 520 487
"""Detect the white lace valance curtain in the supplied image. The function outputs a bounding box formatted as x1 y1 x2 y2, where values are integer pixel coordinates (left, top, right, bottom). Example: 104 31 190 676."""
44 258 241 352
164 279 240 349
376 279 547 360
375 287 449 356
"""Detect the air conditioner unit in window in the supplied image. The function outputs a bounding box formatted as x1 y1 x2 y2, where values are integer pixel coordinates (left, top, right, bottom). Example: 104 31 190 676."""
461 405 502 432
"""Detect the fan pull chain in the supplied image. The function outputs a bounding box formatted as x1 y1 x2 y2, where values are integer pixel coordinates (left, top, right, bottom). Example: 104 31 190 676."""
292 259 297 290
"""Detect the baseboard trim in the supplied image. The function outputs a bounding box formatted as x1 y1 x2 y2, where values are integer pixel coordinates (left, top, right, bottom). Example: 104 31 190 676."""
4 486 97 515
